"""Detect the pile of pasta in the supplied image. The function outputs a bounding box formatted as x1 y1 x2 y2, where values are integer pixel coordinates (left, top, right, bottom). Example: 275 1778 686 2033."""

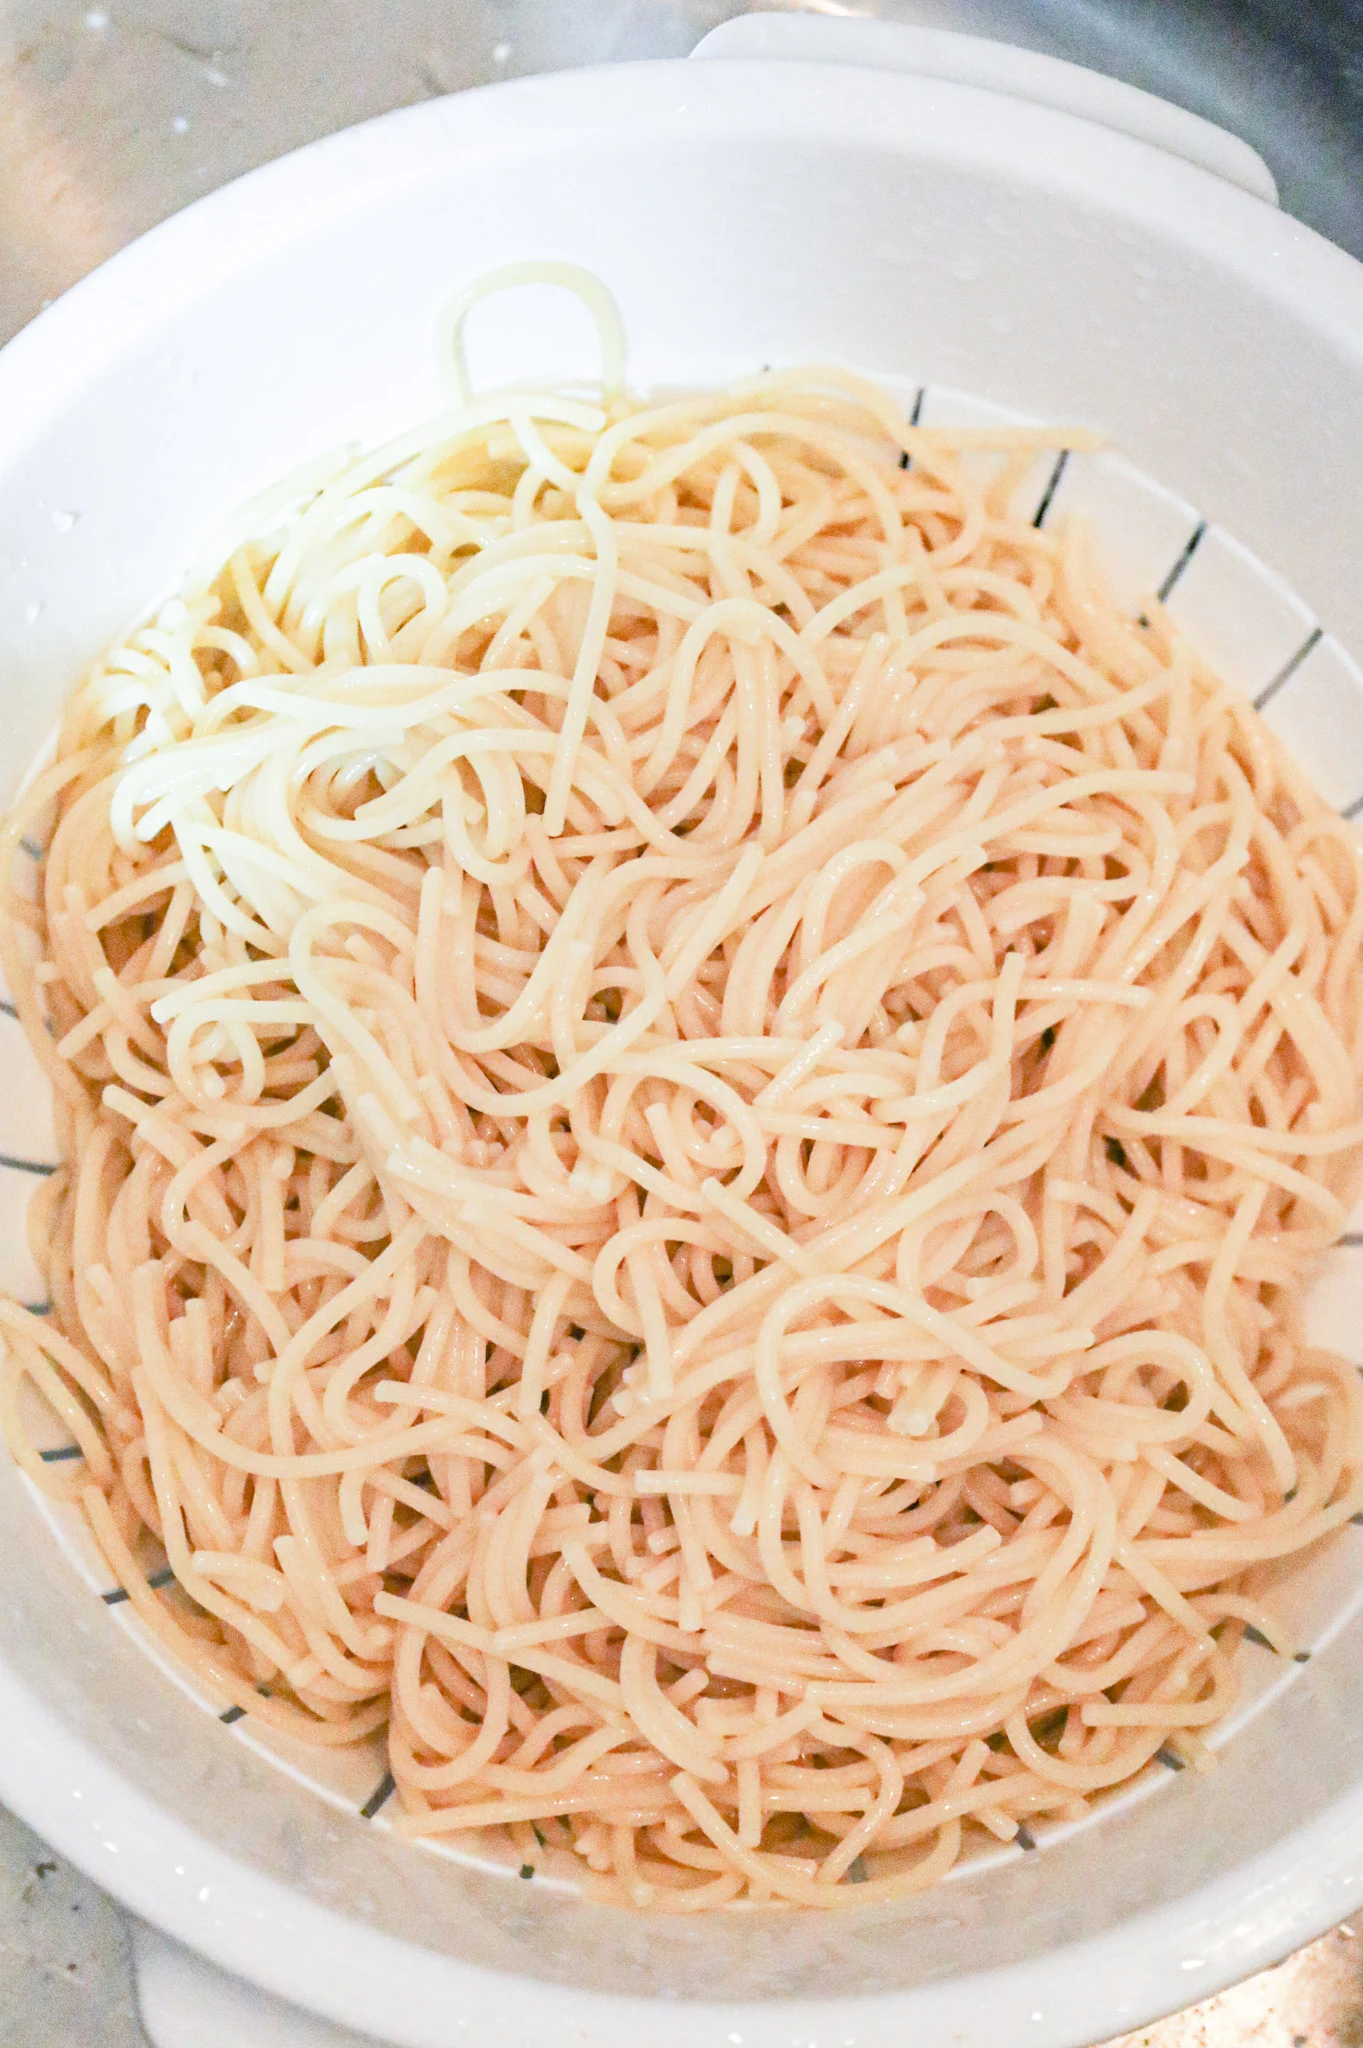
3 319 1362 1908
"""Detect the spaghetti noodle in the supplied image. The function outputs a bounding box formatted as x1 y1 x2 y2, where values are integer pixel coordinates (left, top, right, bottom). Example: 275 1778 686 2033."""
2 273 1362 1908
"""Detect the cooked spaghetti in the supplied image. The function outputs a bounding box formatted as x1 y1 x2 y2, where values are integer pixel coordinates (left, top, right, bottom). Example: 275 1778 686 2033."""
3 272 1362 1910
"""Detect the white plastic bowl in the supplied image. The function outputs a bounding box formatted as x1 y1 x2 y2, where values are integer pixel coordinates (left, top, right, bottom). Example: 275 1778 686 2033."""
2 25 1363 2048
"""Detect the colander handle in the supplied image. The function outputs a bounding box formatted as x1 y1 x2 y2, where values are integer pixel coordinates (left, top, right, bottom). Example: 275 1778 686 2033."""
131 1922 376 2048
689 12 1278 206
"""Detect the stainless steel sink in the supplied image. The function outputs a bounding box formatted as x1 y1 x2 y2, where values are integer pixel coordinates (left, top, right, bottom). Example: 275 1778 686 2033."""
4 0 1363 349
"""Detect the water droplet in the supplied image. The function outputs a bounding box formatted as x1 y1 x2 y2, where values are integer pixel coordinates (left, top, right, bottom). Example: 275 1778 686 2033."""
492 41 511 63
171 114 190 135
84 8 108 27
51 509 78 533
24 601 44 624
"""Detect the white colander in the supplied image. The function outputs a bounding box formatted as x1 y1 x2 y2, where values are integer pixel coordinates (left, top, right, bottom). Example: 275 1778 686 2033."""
1 17 1362 2048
